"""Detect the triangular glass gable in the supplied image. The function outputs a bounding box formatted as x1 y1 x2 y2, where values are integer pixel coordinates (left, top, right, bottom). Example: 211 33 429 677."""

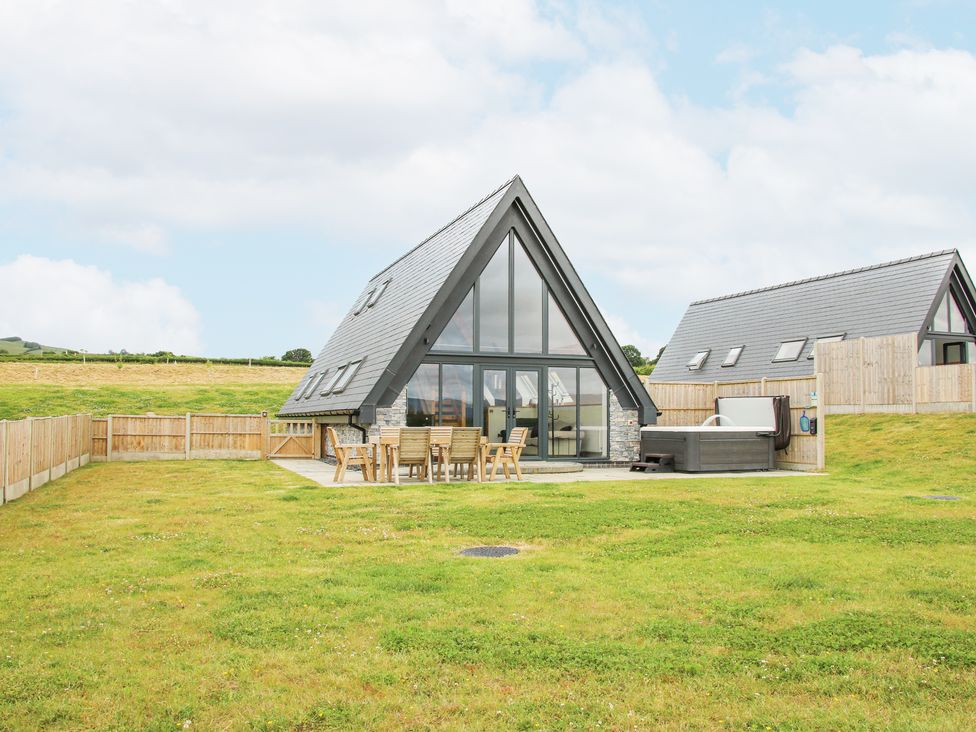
432 287 474 351
547 291 586 355
513 234 543 353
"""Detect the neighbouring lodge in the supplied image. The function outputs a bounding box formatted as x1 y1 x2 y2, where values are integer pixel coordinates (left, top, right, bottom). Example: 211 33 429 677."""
278 176 656 462
651 249 976 383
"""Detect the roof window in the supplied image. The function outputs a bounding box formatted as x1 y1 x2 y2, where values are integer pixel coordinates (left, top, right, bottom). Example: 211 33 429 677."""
807 334 845 359
331 359 364 393
304 371 326 399
319 365 348 395
773 338 807 362
687 350 710 370
722 346 744 367
367 279 391 308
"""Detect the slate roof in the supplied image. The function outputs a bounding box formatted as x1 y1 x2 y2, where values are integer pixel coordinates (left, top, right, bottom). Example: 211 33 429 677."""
650 250 960 382
279 177 516 416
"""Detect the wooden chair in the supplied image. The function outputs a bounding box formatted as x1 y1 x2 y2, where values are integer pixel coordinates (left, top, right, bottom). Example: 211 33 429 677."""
429 426 453 481
445 427 483 482
484 426 528 481
397 427 432 484
326 427 374 483
378 426 400 482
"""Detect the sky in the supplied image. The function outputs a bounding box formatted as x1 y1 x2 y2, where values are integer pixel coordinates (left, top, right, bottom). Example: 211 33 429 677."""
1 0 976 358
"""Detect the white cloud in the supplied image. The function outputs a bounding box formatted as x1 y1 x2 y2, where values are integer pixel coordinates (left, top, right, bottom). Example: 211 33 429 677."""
0 256 202 353
0 3 974 348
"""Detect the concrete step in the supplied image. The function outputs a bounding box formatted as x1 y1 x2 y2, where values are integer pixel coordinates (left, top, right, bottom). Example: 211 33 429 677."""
518 462 584 474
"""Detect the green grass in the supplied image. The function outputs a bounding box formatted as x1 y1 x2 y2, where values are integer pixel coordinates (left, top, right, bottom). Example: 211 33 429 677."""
0 414 974 730
0 384 294 419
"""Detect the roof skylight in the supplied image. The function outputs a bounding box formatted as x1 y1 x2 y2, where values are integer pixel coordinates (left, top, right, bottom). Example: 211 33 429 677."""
773 338 807 362
722 346 744 367
366 279 391 308
304 372 326 399
687 350 710 370
319 365 348 395
807 334 845 359
331 359 363 393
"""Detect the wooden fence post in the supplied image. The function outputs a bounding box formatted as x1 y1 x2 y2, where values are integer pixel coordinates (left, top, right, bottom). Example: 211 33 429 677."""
106 415 113 462
971 364 976 414
816 372 826 472
27 416 34 490
760 377 767 396
261 412 270 459
2 420 7 505
47 416 54 483
858 337 866 414
185 413 192 460
911 361 918 414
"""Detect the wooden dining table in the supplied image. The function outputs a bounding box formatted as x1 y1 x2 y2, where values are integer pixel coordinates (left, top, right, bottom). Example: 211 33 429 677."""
365 432 491 482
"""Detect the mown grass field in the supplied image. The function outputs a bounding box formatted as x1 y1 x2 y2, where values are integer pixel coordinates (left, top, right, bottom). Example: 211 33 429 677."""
0 361 303 419
0 384 294 420
1 414 974 730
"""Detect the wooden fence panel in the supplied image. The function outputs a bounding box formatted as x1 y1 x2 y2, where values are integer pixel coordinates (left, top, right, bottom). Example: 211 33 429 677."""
819 333 976 414
915 364 975 411
1 414 92 506
4 419 32 501
91 418 108 460
110 415 185 460
189 414 265 459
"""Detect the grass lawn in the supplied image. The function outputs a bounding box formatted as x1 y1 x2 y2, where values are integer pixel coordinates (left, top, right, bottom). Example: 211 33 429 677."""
0 384 294 420
1 414 975 730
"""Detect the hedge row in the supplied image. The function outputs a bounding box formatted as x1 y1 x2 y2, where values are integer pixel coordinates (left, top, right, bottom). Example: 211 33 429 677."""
0 353 308 367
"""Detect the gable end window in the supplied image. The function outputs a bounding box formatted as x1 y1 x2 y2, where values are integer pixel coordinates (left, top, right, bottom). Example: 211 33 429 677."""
722 346 744 367
687 350 710 370
773 338 807 362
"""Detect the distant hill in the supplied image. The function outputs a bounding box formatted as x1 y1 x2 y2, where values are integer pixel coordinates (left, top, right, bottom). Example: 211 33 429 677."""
0 337 73 356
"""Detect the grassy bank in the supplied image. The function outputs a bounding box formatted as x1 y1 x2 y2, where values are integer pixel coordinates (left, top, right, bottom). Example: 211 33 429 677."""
0 414 974 729
0 384 294 419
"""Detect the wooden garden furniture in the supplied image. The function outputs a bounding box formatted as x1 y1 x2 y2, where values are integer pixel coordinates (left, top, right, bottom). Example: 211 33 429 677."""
377 426 400 482
429 426 453 481
484 426 528 481
444 427 483 482
325 426 374 483
396 427 432 484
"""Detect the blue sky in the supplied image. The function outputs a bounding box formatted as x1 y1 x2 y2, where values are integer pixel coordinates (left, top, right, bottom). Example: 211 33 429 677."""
1 1 975 358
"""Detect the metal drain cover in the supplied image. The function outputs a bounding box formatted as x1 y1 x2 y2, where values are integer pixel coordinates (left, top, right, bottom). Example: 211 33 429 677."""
459 546 520 558
923 495 962 501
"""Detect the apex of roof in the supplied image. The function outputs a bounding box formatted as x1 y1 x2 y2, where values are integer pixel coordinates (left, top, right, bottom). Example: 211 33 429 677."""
369 175 520 282
692 249 959 306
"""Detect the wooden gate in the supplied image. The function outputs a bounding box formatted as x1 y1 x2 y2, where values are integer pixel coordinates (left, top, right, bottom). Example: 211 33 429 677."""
268 420 315 458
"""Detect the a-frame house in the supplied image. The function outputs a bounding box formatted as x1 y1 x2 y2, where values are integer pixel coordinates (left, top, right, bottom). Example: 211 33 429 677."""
279 175 656 462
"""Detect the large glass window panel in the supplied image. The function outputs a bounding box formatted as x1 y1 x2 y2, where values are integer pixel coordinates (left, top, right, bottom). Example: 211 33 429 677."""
948 291 970 334
547 367 577 458
513 236 543 353
514 370 540 457
547 292 586 355
482 369 508 442
432 288 474 351
479 238 509 352
578 368 608 458
933 293 950 332
440 364 473 427
406 364 438 426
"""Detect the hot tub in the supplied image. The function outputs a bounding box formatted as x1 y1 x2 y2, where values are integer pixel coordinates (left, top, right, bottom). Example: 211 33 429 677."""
639 426 775 472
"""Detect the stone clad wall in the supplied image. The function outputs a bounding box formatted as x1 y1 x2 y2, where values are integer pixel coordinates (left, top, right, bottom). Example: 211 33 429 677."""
609 390 640 462
368 389 408 440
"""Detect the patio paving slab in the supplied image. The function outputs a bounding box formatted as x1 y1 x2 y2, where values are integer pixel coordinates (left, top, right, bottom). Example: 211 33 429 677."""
271 458 818 488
